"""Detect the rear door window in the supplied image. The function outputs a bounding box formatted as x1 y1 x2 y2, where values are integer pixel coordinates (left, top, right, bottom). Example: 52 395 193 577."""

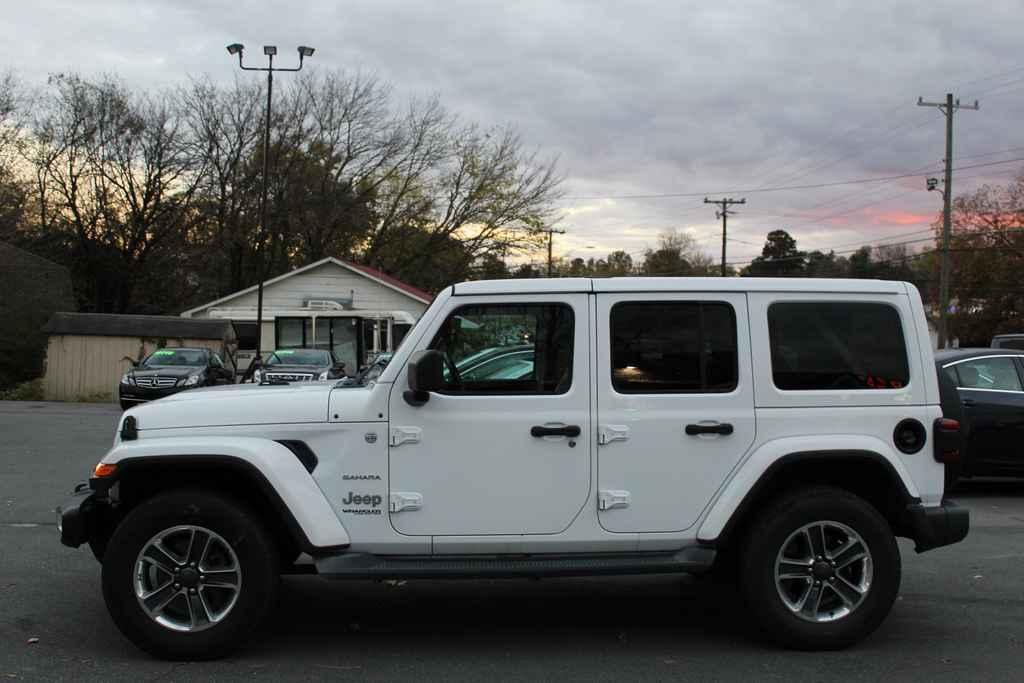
610 301 738 393
768 302 909 390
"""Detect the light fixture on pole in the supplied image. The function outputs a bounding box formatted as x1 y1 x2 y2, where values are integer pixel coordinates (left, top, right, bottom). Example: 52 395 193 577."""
226 42 314 366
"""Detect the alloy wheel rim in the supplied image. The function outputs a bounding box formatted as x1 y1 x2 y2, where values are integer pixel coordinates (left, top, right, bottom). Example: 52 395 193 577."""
774 520 873 623
133 525 242 632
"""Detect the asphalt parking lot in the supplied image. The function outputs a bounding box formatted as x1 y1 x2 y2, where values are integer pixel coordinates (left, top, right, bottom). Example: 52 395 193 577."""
2 401 1024 681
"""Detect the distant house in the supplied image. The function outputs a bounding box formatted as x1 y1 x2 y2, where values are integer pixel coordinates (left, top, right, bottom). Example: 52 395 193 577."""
40 313 235 402
0 241 75 389
180 257 432 375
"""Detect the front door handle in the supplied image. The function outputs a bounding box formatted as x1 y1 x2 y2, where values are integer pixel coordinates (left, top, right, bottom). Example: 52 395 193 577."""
685 422 734 436
531 425 581 438
961 398 976 407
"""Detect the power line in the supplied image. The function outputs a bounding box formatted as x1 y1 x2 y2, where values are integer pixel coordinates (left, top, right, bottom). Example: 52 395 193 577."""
562 157 1024 201
727 224 1024 268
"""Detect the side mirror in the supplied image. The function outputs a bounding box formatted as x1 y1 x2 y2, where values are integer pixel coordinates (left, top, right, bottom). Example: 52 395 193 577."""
404 349 445 406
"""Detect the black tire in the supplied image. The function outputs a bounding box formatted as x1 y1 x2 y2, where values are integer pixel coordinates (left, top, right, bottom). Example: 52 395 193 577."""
738 486 900 650
101 488 279 660
120 400 133 410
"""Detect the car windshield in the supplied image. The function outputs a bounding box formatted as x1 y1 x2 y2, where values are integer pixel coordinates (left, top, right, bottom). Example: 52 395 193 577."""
141 349 207 367
266 349 332 366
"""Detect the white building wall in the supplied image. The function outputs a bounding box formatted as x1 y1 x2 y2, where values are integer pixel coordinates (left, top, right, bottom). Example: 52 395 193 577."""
190 262 429 318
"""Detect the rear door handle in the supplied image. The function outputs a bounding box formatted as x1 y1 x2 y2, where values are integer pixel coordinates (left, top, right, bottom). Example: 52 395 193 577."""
685 422 734 436
962 398 976 407
531 425 581 438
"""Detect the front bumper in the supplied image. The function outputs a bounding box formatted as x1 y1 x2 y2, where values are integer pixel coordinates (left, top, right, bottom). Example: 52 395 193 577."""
905 500 969 553
119 383 189 403
56 483 100 548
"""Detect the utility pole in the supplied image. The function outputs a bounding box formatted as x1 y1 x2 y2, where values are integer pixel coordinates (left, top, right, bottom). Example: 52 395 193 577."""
544 228 566 277
704 197 746 276
917 93 979 349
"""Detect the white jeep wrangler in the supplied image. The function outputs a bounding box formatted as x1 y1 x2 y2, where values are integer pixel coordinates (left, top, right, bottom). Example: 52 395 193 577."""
58 277 968 659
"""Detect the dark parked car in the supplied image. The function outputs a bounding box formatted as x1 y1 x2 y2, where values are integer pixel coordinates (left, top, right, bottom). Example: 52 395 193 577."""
992 333 1024 350
252 349 346 384
119 347 234 410
936 348 1024 486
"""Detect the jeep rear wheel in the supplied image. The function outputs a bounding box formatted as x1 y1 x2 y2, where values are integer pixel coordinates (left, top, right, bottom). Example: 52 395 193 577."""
739 486 900 650
101 488 279 660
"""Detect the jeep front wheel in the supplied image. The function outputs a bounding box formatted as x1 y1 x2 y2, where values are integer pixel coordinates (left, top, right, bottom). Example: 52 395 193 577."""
101 488 279 660
739 486 900 650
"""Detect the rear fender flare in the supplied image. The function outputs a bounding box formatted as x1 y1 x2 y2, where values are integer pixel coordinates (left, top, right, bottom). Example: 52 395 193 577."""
697 435 920 543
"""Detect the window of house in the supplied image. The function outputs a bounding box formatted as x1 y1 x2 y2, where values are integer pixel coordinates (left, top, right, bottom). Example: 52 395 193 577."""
610 302 738 393
768 302 909 390
275 317 312 349
429 303 574 394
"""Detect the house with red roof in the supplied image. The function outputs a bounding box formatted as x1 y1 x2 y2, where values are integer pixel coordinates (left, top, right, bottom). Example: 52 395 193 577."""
180 257 433 375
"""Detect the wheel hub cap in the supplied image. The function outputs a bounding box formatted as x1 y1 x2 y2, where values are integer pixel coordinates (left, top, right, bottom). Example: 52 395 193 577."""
774 520 873 623
812 560 834 581
133 525 242 633
178 567 200 588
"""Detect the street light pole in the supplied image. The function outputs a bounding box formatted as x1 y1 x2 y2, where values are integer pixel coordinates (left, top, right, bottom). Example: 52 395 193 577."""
226 43 314 360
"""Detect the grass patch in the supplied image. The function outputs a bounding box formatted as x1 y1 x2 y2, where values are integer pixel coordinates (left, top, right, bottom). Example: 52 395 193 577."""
0 379 45 401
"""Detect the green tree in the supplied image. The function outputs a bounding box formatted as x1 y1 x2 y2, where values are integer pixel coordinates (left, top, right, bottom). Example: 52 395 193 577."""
640 229 707 276
744 229 805 276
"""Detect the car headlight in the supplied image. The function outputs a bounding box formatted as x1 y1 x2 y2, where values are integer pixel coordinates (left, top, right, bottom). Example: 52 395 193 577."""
318 370 329 381
120 374 134 385
253 368 262 383
182 374 201 386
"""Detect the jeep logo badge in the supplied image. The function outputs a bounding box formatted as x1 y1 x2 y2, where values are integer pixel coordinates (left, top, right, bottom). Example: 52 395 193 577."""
342 492 383 507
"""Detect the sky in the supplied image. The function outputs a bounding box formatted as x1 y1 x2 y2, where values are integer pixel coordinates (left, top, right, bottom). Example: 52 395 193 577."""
4 0 1023 267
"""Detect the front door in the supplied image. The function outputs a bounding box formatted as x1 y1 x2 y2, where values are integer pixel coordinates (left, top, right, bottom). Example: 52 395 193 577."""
387 294 591 537
595 293 755 533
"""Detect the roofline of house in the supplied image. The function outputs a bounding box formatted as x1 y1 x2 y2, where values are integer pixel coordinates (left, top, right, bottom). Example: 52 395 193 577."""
180 257 432 317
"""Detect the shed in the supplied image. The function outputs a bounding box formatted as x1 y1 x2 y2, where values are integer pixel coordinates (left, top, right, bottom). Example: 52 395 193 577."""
40 313 235 402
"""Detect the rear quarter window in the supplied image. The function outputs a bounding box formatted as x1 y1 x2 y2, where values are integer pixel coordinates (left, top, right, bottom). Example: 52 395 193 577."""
768 302 910 391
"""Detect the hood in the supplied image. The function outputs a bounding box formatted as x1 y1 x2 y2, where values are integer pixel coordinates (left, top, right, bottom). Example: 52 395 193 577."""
262 363 329 375
131 366 203 378
128 381 336 430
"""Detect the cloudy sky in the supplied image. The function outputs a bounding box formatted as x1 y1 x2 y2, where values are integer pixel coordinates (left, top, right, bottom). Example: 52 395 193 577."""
6 0 1023 266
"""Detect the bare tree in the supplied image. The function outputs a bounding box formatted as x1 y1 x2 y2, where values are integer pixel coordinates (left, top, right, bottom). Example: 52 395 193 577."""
181 76 264 292
30 74 200 311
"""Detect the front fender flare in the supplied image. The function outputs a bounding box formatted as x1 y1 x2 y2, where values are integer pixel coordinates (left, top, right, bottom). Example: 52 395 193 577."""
697 435 920 543
98 436 350 551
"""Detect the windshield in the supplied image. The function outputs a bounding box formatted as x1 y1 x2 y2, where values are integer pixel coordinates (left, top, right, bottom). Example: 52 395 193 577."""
266 349 332 366
141 348 207 367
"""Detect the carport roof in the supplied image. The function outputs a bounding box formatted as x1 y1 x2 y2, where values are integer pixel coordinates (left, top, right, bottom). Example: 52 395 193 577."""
42 312 233 340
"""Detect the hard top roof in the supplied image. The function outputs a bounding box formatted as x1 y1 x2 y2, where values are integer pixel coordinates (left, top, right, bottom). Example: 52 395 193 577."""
451 277 909 296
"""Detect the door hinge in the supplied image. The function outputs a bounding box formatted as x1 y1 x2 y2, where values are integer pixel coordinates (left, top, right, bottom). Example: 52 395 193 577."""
389 426 422 447
389 492 423 513
598 490 631 511
598 424 630 445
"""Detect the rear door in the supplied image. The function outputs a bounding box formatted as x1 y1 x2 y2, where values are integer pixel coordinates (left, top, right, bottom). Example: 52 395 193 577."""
947 355 1024 471
595 293 755 533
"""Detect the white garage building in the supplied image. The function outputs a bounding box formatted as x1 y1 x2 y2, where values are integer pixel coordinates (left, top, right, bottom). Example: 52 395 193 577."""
181 257 432 375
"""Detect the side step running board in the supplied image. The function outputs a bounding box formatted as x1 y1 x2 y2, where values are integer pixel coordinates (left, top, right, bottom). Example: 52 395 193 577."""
314 547 716 580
